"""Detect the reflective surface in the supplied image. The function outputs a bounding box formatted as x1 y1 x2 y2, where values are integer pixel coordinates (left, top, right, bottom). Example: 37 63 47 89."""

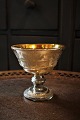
11 44 64 101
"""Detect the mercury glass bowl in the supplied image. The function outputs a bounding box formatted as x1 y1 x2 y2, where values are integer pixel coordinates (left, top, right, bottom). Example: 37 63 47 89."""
11 44 64 101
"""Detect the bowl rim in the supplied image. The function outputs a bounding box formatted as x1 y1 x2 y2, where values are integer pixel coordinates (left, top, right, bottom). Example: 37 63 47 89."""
11 44 65 50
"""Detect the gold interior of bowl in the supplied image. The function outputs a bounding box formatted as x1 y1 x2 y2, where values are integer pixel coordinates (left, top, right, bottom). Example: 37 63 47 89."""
11 44 64 50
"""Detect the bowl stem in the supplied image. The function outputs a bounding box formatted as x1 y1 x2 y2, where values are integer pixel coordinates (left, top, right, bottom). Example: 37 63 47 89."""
23 74 53 101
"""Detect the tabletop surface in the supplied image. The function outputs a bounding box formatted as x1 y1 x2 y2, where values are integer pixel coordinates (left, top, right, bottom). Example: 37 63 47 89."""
0 70 80 120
